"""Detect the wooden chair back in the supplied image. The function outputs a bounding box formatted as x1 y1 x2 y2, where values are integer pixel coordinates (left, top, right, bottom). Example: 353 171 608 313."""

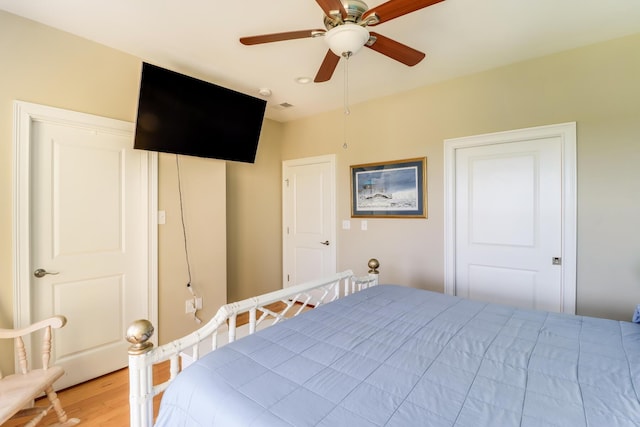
0 316 80 426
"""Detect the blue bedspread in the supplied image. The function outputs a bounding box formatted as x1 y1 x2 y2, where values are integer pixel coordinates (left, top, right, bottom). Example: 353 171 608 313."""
155 285 640 426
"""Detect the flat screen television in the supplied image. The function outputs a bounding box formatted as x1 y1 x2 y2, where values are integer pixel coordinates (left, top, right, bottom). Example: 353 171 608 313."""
134 62 267 163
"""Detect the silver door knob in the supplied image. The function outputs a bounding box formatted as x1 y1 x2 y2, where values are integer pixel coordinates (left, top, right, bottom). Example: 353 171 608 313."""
34 268 59 278
320 241 330 246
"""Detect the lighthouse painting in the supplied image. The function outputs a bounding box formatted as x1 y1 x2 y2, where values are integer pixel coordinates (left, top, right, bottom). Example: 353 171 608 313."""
351 158 427 218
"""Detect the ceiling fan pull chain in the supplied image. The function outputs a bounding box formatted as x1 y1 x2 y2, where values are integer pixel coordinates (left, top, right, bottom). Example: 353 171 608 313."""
343 115 348 149
343 52 351 149
343 52 351 115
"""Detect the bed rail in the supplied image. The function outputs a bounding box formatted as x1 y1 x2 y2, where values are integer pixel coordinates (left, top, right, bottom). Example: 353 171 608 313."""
126 261 379 427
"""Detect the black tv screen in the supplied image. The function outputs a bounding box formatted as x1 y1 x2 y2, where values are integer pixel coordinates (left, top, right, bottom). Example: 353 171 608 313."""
134 63 267 163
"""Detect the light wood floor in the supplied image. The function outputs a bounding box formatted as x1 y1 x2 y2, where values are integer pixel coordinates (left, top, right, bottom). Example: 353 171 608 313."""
4 363 168 427
5 301 295 426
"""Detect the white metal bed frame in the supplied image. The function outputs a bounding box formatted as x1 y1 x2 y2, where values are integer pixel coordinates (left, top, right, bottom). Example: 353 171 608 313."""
126 264 379 427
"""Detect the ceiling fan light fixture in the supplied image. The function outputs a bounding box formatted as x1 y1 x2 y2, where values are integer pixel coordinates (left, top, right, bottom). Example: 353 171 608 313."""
324 23 370 56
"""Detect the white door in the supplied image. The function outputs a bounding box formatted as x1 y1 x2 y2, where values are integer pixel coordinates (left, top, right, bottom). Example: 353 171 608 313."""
13 102 157 389
444 123 576 313
282 155 336 290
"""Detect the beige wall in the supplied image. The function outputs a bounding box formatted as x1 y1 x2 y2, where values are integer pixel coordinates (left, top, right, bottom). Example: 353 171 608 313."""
2 9 639 375
157 154 227 343
281 32 640 321
0 11 137 376
0 11 255 371
226 119 284 302
155 118 285 341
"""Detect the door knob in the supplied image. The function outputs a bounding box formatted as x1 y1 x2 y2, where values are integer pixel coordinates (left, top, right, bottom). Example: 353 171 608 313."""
320 241 330 246
34 268 59 278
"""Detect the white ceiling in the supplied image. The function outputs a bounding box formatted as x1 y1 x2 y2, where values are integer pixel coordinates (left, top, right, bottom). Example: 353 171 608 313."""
2 0 640 122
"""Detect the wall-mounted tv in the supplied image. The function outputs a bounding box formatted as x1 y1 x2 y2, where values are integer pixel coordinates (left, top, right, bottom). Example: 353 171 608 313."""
134 62 267 163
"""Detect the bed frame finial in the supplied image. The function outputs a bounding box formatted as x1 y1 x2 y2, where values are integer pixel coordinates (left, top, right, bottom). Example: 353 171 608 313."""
368 258 379 274
126 319 155 355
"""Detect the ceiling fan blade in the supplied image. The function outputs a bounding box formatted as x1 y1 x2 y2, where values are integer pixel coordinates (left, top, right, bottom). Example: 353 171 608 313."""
315 0 347 19
314 50 341 82
240 29 325 45
364 0 445 25
366 32 426 66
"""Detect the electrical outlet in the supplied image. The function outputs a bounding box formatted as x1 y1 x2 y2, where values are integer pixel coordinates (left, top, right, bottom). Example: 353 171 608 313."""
185 299 196 314
185 297 202 313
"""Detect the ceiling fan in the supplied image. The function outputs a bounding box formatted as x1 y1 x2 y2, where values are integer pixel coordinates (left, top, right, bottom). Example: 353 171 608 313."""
240 0 445 83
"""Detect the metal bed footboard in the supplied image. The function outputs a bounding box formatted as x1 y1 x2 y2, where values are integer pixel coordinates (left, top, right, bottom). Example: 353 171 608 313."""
126 264 379 427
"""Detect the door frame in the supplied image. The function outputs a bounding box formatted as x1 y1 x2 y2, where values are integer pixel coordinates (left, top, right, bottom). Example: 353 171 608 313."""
282 154 336 288
444 122 577 313
12 101 158 345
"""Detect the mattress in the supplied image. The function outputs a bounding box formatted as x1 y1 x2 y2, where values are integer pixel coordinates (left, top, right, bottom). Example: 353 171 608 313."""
155 285 640 426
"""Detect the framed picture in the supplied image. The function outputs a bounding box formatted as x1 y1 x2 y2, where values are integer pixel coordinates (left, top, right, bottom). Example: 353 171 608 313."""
351 157 427 218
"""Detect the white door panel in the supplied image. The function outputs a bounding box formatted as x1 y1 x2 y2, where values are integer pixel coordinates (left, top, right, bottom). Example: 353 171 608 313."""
283 156 336 294
31 120 148 388
467 265 537 308
14 102 155 390
468 153 536 246
455 138 562 311
445 123 576 314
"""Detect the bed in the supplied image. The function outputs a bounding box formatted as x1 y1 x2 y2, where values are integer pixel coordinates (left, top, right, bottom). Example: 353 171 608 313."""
126 265 640 426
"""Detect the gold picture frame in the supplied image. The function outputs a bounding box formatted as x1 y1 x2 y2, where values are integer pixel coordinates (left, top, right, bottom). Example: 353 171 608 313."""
350 157 427 218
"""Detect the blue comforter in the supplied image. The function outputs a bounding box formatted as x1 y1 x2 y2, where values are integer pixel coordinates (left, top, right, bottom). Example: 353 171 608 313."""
155 285 640 426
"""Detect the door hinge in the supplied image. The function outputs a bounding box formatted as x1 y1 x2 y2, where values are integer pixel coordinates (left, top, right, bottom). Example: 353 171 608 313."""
552 257 562 265
287 274 290 282
284 178 289 187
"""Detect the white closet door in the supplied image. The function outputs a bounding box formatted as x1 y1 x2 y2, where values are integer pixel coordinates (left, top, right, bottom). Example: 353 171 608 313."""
445 120 580 314
455 137 563 311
